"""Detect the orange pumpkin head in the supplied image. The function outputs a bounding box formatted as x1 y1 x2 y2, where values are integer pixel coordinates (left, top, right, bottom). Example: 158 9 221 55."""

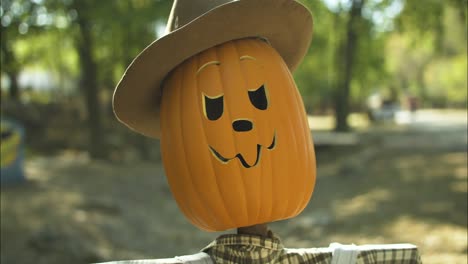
160 38 316 231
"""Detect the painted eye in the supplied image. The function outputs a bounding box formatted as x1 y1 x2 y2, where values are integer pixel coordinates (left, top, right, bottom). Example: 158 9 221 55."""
248 84 268 110
203 94 224 120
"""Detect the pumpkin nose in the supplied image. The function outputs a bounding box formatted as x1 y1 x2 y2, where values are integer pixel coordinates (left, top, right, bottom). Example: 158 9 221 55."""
232 119 253 132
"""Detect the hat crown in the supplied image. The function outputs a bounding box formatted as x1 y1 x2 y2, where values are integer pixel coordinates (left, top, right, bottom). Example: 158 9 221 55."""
166 0 235 33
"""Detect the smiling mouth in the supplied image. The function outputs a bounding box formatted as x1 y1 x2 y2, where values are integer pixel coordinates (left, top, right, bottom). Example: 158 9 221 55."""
209 132 276 168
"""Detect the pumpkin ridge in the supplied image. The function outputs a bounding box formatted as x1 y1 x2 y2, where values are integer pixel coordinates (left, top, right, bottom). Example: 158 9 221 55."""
215 43 250 225
194 54 235 229
294 102 313 215
160 73 196 227
280 72 302 217
248 40 275 223
280 55 314 216
282 60 314 216
281 47 311 218
180 60 220 229
227 41 252 224
261 44 293 219
165 65 211 230
237 39 262 224
281 62 303 217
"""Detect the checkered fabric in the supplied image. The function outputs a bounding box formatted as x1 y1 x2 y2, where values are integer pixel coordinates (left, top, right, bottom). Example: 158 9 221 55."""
356 246 422 264
202 234 422 264
202 234 332 264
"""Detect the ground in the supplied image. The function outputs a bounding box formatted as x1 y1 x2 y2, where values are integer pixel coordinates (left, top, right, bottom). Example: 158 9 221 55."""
1 110 467 264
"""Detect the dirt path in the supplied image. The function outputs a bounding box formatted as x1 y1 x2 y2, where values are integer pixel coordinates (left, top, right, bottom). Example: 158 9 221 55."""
1 122 467 263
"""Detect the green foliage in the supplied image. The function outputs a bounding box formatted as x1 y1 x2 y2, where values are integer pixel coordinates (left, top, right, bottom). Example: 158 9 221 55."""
1 0 172 94
294 0 467 112
1 0 466 107
296 0 394 113
78 0 172 87
425 55 467 106
387 1 467 107
294 1 342 112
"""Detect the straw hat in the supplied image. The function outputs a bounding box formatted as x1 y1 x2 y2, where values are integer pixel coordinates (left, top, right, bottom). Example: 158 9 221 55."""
113 0 313 138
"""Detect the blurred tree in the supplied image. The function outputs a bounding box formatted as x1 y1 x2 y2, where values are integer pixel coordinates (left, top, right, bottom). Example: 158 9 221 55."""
72 0 106 158
294 1 336 114
1 21 20 100
392 0 467 107
334 0 365 131
68 0 171 159
298 0 466 126
298 0 395 130
1 0 172 159
89 0 171 159
0 0 41 100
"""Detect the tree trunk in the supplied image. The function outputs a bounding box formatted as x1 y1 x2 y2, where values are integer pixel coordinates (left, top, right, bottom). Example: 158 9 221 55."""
8 72 19 99
416 61 430 108
334 0 364 132
121 6 154 161
1 28 20 101
74 1 106 159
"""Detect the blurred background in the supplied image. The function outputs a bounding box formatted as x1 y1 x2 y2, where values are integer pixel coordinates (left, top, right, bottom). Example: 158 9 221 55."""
1 0 466 263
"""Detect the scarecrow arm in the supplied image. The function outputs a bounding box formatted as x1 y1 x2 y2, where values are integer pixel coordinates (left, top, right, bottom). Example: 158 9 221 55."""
96 243 421 264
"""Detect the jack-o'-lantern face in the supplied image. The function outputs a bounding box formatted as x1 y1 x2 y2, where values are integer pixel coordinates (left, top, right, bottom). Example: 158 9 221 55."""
201 57 276 169
160 38 316 231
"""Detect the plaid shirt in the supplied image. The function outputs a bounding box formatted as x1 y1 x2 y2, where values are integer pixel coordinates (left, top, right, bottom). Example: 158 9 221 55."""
202 234 422 264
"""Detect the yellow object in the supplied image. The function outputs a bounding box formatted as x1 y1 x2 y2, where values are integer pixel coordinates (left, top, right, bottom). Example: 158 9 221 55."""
0 125 21 167
160 39 316 231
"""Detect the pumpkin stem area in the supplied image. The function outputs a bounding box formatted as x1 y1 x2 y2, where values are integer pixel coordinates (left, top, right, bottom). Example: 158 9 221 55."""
237 223 270 238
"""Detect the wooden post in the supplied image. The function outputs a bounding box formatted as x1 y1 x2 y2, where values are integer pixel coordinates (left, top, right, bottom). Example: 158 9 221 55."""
237 223 270 237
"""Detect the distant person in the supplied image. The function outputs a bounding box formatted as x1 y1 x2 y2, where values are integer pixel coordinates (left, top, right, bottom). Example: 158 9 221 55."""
408 96 419 112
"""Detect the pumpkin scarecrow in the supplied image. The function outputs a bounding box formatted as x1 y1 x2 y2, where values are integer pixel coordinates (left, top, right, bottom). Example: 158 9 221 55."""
114 0 316 261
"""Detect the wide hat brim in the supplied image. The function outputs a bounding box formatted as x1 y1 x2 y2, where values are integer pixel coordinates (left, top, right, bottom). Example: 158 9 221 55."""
113 0 313 138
